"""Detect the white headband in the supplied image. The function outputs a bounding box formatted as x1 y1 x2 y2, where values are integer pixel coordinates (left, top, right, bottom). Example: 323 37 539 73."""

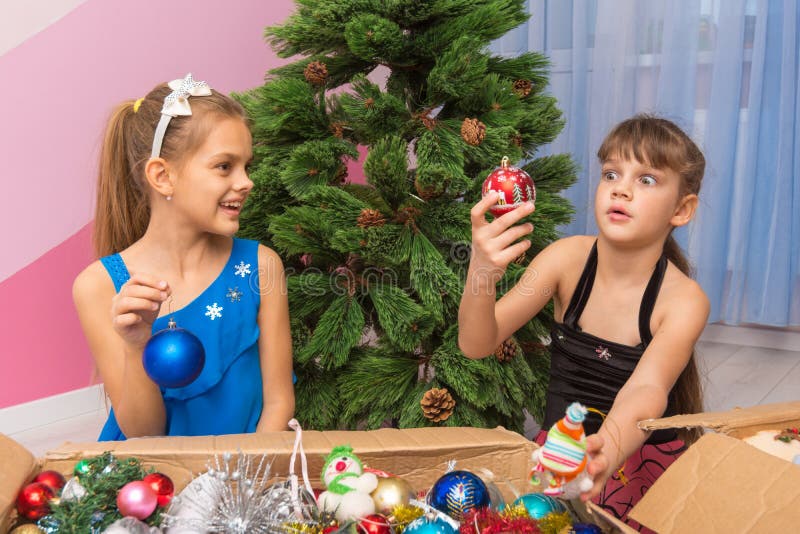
150 73 212 159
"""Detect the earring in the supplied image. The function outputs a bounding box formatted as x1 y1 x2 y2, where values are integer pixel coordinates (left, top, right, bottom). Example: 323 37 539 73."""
166 195 172 201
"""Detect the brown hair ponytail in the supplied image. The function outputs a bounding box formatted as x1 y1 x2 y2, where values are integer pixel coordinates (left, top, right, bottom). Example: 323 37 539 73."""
664 235 704 444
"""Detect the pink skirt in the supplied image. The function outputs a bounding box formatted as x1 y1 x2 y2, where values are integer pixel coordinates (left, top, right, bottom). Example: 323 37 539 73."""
535 430 685 533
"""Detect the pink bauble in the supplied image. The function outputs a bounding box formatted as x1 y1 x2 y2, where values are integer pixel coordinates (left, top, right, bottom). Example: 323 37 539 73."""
117 480 158 520
482 156 536 217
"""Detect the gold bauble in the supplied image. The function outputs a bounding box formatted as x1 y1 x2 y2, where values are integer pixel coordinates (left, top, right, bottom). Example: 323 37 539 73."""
10 525 44 534
371 476 415 515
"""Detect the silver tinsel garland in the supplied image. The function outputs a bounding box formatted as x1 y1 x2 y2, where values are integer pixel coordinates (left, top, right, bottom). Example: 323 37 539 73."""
160 452 319 534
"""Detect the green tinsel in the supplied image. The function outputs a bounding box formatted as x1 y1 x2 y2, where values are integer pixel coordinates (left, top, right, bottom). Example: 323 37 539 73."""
37 453 160 533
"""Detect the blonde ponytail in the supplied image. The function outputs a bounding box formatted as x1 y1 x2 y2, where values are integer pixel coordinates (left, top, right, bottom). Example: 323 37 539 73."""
93 101 150 257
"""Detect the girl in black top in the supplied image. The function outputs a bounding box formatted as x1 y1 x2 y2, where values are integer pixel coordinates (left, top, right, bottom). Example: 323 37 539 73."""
459 115 708 529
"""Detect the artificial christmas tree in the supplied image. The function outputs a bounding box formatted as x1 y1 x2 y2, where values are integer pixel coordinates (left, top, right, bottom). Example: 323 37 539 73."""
237 0 577 432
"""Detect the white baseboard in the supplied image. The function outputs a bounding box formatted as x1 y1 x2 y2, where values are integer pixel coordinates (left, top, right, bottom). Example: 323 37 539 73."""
700 323 800 352
0 384 106 436
1 324 798 438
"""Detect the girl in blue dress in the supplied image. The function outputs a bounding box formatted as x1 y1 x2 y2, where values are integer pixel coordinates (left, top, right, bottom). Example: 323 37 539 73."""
73 74 295 440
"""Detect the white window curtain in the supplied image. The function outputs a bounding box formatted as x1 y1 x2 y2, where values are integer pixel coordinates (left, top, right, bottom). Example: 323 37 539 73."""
494 0 800 326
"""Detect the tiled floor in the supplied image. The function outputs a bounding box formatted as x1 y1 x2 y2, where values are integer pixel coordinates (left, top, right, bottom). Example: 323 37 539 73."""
697 341 800 410
8 341 800 457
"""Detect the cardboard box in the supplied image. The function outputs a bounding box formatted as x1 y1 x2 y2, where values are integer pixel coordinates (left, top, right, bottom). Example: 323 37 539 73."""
1 426 540 532
0 426 631 533
629 401 800 532
9 402 798 532
0 435 37 533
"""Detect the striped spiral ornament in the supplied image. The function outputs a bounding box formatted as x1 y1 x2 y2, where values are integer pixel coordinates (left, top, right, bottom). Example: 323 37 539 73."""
539 402 588 476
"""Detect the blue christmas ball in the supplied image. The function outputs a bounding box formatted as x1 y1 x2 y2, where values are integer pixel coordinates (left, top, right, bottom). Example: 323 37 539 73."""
427 470 490 521
404 516 458 534
143 322 205 388
512 492 565 519
572 523 603 534
90 511 106 526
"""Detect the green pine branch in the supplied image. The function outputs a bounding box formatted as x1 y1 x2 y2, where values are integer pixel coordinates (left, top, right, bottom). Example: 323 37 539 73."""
241 0 577 433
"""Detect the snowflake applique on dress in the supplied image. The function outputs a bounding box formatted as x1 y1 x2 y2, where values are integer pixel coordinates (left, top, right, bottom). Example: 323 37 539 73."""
234 261 251 278
595 345 612 361
226 287 243 302
205 302 223 320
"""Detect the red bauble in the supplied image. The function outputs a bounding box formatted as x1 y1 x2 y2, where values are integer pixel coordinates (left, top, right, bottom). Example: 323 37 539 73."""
358 513 392 534
482 156 536 217
322 526 339 533
143 472 175 507
32 470 66 494
16 482 55 520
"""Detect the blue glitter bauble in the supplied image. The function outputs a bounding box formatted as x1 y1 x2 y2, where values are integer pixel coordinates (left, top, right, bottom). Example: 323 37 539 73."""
512 492 565 519
404 516 458 534
571 523 603 534
143 322 205 388
427 470 490 521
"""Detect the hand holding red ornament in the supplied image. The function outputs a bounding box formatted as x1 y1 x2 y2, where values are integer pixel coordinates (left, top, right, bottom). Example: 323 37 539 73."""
482 157 536 217
469 161 536 285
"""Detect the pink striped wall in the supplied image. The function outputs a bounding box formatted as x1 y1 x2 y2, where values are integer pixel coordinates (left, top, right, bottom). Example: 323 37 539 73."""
0 0 296 408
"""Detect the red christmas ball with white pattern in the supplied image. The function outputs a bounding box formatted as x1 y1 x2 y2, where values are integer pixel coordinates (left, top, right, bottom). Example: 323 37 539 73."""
482 156 536 217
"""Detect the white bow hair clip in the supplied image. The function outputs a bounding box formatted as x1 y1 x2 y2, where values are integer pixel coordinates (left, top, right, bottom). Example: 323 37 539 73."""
161 73 212 117
151 73 212 158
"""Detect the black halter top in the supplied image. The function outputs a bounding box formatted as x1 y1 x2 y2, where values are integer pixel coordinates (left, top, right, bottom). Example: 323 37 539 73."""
543 241 678 444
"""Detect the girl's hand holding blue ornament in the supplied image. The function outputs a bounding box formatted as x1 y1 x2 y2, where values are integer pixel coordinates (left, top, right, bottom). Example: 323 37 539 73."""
110 273 172 348
111 273 205 388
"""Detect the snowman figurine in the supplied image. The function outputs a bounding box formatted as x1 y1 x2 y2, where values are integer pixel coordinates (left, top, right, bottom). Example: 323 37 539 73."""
530 402 594 499
317 445 378 521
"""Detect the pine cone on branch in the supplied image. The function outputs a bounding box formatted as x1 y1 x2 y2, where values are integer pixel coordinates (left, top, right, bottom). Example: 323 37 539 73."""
494 338 520 363
395 206 421 231
513 79 533 97
334 163 348 185
415 108 438 131
414 178 438 201
330 122 345 138
357 208 386 228
304 61 328 86
461 118 486 146
421 387 455 422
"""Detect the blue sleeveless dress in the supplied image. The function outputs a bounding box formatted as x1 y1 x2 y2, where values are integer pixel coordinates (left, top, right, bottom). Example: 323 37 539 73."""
98 238 263 440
